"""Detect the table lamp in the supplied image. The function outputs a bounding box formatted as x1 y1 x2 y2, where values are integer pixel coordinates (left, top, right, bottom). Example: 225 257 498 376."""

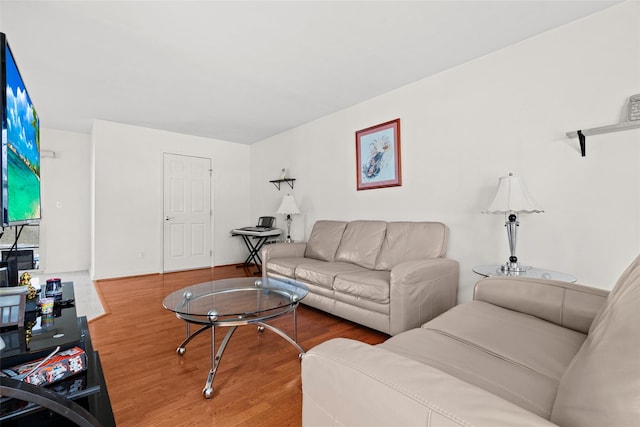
277 194 301 242
482 173 543 273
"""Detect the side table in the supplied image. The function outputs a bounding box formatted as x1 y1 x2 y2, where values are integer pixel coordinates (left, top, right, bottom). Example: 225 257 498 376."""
473 265 577 283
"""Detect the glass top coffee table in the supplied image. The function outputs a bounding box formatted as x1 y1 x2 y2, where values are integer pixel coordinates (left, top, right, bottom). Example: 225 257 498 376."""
162 277 307 399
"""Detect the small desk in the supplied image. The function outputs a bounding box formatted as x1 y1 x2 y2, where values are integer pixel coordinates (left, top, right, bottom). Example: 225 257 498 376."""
473 265 577 283
231 228 282 274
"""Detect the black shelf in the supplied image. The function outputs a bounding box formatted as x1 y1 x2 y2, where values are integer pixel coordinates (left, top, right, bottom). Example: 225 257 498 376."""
269 178 296 190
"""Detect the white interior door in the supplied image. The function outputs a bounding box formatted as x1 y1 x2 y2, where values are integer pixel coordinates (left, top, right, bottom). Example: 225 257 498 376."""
163 153 212 272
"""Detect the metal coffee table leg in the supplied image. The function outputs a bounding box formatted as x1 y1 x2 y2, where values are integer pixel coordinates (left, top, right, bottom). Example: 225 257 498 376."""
256 322 304 355
202 325 237 399
176 324 211 355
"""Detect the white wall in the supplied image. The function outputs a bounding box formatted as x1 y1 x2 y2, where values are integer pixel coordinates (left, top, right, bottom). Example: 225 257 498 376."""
91 120 251 280
33 2 639 289
250 2 640 302
39 128 92 273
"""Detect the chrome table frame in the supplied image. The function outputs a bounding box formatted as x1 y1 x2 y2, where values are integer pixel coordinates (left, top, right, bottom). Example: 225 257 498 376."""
164 280 305 399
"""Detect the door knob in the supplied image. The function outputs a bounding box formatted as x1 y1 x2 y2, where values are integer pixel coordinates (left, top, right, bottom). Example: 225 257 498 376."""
165 216 175 221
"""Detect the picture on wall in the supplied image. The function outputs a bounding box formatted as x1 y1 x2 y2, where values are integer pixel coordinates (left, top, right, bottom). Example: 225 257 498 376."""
355 118 402 191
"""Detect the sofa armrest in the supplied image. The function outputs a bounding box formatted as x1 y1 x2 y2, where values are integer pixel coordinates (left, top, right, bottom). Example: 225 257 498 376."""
302 338 557 427
389 258 459 335
474 277 609 334
261 242 307 265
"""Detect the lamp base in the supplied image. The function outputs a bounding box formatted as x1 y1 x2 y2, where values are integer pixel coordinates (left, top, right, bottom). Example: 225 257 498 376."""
499 262 532 274
284 216 293 243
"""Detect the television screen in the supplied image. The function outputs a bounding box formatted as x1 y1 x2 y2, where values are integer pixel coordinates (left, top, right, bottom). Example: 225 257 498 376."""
1 32 41 225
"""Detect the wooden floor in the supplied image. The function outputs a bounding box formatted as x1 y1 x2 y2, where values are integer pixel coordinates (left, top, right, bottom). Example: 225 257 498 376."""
89 266 388 427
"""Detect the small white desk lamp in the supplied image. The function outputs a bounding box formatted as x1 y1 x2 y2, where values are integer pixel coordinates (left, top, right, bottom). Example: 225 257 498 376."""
483 173 543 273
277 194 301 242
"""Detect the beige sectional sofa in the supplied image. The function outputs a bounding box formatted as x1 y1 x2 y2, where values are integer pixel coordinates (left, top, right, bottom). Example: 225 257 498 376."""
262 220 459 336
301 254 640 427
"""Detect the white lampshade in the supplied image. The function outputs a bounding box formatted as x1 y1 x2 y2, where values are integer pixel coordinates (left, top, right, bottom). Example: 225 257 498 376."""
482 173 543 214
277 195 301 215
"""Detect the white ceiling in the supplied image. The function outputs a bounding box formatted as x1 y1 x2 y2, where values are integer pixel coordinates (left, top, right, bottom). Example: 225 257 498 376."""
1 0 620 144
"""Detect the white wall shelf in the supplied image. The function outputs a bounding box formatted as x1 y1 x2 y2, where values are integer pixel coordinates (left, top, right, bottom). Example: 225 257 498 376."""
566 121 640 157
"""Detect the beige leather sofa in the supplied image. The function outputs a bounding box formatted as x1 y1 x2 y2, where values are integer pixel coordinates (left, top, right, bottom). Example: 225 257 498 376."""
262 220 459 335
302 254 640 427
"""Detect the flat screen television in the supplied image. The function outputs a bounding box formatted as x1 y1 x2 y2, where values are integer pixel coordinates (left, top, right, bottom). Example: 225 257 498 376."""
1 32 41 226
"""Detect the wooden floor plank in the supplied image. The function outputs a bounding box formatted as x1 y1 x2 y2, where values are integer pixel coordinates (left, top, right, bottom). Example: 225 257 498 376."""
89 266 387 426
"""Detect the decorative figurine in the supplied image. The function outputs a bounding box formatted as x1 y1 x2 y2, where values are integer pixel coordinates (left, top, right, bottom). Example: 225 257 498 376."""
19 272 37 300
25 317 37 346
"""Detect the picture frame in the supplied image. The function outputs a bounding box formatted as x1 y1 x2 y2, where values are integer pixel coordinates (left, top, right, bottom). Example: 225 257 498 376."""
355 118 402 191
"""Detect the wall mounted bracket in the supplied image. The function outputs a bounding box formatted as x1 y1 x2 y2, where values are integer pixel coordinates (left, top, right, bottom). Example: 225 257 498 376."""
566 121 640 157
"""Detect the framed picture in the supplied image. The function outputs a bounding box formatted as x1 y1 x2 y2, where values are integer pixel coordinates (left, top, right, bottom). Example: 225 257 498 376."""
355 118 402 191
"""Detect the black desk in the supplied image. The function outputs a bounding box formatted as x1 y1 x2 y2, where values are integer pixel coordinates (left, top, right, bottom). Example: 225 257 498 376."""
0 282 115 426
231 228 282 274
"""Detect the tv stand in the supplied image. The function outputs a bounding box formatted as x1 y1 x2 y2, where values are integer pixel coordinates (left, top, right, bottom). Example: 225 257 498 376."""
0 282 115 426
0 377 101 426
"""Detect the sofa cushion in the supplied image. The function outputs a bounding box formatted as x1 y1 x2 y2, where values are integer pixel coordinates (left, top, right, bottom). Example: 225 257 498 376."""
380 328 559 419
304 220 348 262
381 301 587 419
551 254 640 427
266 257 324 278
375 222 448 271
333 270 391 304
425 301 586 381
474 277 608 334
334 221 387 269
296 262 368 289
